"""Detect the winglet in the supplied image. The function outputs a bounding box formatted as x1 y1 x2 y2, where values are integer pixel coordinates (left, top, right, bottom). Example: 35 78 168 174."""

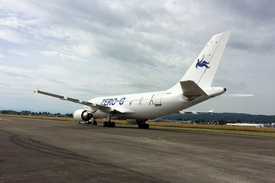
209 109 214 115
34 86 39 93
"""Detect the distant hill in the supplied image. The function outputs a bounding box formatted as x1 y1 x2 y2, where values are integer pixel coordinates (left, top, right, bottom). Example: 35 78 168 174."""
165 113 275 123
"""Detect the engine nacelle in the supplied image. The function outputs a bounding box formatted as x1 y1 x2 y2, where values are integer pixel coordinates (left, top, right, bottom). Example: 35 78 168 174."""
73 109 93 122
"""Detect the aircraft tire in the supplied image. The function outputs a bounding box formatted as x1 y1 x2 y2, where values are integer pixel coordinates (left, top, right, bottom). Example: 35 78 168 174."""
111 122 115 127
104 121 108 127
138 124 149 129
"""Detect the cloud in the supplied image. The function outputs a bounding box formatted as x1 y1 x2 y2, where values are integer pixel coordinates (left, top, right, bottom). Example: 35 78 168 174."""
8 50 28 56
0 0 274 114
0 29 27 44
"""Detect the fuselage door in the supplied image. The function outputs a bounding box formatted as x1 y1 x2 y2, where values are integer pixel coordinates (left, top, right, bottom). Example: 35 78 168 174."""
155 93 163 106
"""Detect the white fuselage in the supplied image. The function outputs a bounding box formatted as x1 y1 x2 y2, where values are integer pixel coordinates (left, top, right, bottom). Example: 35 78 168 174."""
87 87 224 120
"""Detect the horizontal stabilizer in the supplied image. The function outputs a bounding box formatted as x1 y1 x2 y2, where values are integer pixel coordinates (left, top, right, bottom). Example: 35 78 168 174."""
180 80 207 101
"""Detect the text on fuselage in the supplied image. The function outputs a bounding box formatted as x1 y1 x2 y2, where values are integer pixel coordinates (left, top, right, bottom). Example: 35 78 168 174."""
100 97 126 106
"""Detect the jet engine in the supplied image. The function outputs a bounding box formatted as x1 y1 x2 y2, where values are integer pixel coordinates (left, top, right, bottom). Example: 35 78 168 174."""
73 109 93 122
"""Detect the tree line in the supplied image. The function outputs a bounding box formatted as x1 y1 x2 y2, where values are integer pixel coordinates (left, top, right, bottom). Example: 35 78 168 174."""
0 110 73 117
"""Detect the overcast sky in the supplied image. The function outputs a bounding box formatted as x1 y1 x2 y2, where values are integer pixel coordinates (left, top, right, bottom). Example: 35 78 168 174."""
0 0 274 115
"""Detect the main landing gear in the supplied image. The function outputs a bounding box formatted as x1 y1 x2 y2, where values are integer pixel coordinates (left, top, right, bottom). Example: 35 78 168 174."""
103 121 115 127
103 113 115 127
138 123 149 129
137 119 149 129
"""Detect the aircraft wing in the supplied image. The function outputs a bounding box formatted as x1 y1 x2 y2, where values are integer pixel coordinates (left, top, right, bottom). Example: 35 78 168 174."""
34 89 110 110
179 109 214 115
114 107 135 114
222 94 255 97
34 89 136 114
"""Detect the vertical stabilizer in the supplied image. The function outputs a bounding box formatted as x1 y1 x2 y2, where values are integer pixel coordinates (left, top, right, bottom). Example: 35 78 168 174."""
169 31 231 91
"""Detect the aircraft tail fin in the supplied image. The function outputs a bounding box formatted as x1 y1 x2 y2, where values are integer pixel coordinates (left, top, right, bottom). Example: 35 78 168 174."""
169 31 231 91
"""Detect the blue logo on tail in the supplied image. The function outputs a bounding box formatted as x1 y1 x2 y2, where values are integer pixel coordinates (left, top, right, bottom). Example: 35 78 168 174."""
196 55 210 69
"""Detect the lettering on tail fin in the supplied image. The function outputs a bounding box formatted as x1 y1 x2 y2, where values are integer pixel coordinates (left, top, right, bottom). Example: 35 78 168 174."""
196 55 210 69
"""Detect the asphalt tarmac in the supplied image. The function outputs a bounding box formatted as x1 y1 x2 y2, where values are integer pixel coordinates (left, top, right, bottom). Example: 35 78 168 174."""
0 116 274 183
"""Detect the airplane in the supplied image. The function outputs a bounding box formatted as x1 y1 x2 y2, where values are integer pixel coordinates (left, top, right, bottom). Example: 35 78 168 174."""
35 31 231 129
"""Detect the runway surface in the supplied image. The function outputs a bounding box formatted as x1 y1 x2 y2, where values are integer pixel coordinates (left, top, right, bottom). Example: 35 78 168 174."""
0 116 274 183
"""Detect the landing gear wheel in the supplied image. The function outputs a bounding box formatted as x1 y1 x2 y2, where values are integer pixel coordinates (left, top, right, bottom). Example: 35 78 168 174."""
138 123 149 129
103 121 115 127
92 121 98 125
